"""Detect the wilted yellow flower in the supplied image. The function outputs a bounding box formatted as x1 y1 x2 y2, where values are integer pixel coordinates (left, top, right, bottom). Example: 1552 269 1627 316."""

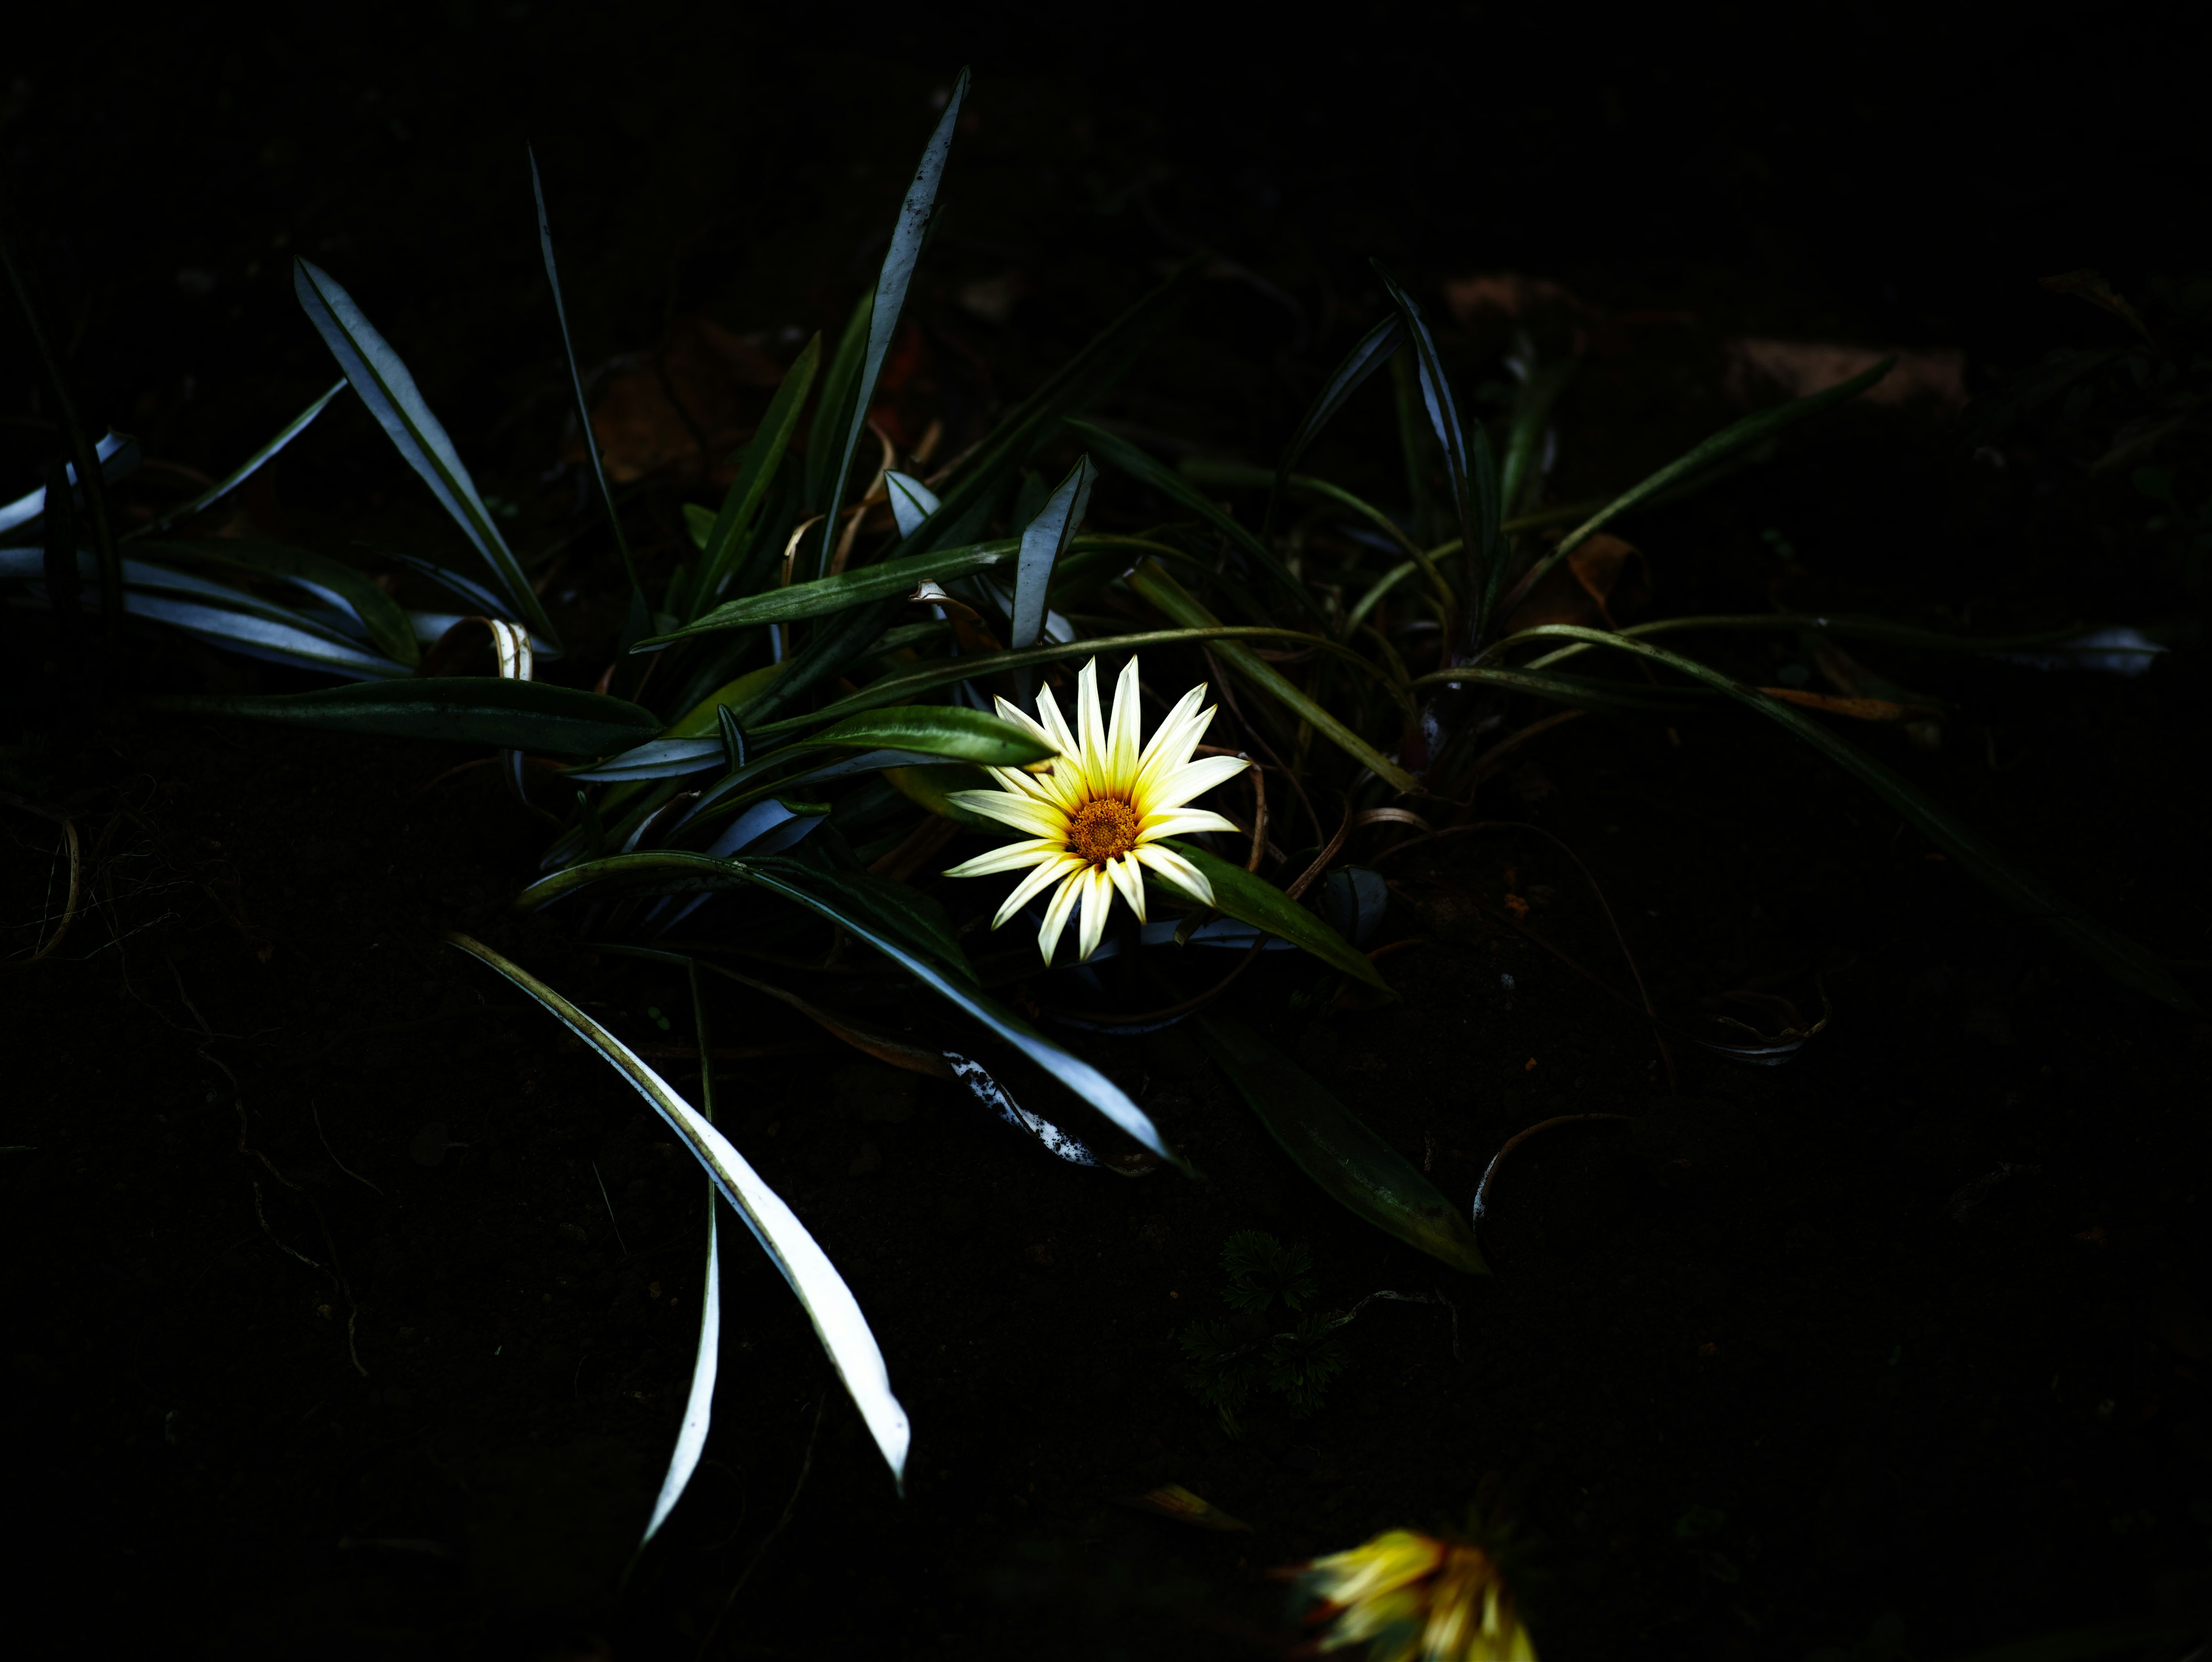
1294 1528 1535 1662
941 656 1247 964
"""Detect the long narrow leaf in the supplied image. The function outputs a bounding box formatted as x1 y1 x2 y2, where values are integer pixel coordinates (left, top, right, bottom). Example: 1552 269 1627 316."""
816 68 969 579
1492 357 1895 629
1196 1013 1488 1274
1267 313 1404 534
0 430 139 541
530 149 645 627
135 537 419 666
574 703 1056 784
694 337 820 612
1165 842 1389 990
804 290 876 513
444 932 910 1489
119 591 412 679
1374 267 1490 624
1067 420 1324 624
516 851 1184 1166
145 677 658 754
1506 624 2194 1010
123 382 345 543
1124 561 1418 792
654 537 1021 641
1011 455 1096 650
293 258 560 645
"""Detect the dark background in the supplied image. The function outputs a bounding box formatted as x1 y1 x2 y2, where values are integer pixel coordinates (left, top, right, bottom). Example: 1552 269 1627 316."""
5 5 2209 1660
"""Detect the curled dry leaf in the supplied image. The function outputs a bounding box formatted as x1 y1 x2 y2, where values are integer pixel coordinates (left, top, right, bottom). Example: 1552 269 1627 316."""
1723 338 1966 414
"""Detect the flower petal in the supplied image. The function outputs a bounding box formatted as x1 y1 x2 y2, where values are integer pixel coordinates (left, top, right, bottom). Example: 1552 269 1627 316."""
1036 866 1085 966
946 790 1066 840
942 836 1063 879
1075 657 1107 793
1107 850 1148 923
1137 808 1243 842
1033 679 1082 770
1138 752 1249 814
1075 864 1114 962
1132 841 1214 905
1131 687 1212 807
994 852 1088 928
1104 657 1143 796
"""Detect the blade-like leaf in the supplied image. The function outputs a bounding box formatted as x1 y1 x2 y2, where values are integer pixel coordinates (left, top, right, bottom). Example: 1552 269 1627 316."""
650 537 1021 642
1162 841 1389 991
1010 455 1095 650
0 429 138 544
804 289 876 513
292 258 560 645
696 335 821 611
575 703 1054 785
119 589 412 679
135 537 419 666
1374 266 1497 633
1499 355 1578 520
884 470 942 539
1066 420 1324 624
123 382 346 543
443 932 910 1489
1195 1013 1488 1274
1267 313 1403 533
1123 561 1418 791
1506 624 2195 1010
530 149 645 626
516 852 1184 1166
1492 357 1895 630
816 68 969 579
145 677 658 754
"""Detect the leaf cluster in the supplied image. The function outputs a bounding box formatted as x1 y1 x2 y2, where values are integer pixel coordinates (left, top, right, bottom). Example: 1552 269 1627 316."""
1177 1232 1347 1431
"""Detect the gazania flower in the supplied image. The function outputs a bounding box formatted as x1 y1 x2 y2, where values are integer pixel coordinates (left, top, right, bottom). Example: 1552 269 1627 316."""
1292 1528 1536 1662
942 656 1248 965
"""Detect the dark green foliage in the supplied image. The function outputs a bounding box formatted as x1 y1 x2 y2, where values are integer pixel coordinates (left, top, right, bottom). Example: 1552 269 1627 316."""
1265 1313 1351 1413
1218 1229 1319 1314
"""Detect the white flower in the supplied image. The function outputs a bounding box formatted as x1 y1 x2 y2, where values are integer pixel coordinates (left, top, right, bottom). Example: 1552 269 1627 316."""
942 656 1249 965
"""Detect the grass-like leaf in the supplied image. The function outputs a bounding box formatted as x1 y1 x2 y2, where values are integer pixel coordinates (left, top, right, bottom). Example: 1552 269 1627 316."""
145 677 658 754
1011 455 1096 650
1162 841 1389 991
695 334 820 613
813 67 969 579
1195 1013 1489 1274
1492 357 1895 630
1267 313 1403 535
293 258 560 646
515 850 1184 1167
1503 624 2195 1011
574 703 1056 786
1124 560 1418 792
443 932 910 1490
122 382 344 543
135 537 419 667
122 590 412 680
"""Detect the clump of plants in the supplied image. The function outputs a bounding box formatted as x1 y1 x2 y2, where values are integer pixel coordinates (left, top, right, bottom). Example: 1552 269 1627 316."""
1178 1231 1350 1433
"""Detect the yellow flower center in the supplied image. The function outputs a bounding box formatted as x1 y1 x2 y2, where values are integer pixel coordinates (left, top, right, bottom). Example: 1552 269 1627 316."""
1065 796 1141 865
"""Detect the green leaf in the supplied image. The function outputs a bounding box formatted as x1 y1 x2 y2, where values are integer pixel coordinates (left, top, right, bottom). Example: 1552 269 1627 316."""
135 537 419 666
695 334 821 612
515 851 1185 1167
1499 354 1578 520
122 381 346 543
1195 1013 1488 1274
1493 356 1895 631
1067 419 1325 624
531 150 645 624
145 676 659 754
1012 454 1097 650
119 589 412 680
804 703 1058 768
649 537 1022 642
1266 313 1403 534
1505 625 2196 1011
1374 267 1496 623
443 932 909 1490
291 258 561 647
1163 841 1388 991
814 68 969 578
1123 560 1418 792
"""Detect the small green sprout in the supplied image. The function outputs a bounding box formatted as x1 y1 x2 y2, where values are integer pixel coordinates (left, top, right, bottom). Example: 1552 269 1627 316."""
1219 1229 1320 1314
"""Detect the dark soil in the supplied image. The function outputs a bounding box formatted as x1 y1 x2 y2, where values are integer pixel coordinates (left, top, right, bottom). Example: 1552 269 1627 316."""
6 11 2209 1660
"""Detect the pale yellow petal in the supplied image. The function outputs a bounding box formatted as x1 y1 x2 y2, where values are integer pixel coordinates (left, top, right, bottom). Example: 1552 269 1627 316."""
1075 864 1114 962
941 836 1063 879
1036 866 1086 966
1033 679 1081 768
1130 684 1212 806
1132 841 1213 905
1075 657 1107 791
1104 657 1143 796
1136 808 1242 842
983 762 1067 805
946 789 1066 840
1138 752 1249 814
1106 850 1148 923
988 693 1059 754
994 853 1088 928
